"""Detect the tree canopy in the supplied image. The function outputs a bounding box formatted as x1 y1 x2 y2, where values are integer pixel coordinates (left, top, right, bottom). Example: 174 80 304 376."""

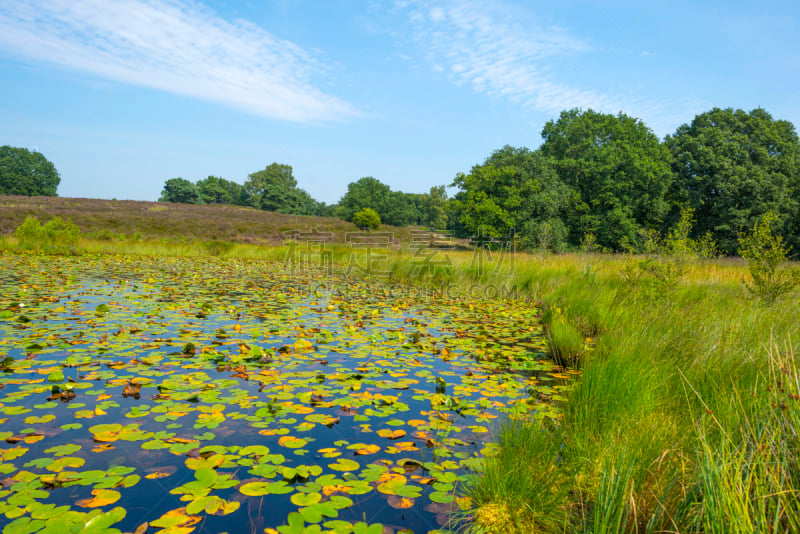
540 109 673 250
419 185 449 229
196 176 248 206
245 163 297 210
0 146 61 196
449 146 571 250
158 164 331 216
335 176 439 227
336 177 392 222
242 163 327 215
159 178 200 204
665 107 800 254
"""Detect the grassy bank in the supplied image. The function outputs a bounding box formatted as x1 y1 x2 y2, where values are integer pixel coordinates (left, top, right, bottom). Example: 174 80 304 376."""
2 206 799 532
421 253 800 533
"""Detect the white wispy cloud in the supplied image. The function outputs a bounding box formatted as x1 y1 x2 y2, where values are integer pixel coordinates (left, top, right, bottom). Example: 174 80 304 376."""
398 0 673 127
0 0 358 123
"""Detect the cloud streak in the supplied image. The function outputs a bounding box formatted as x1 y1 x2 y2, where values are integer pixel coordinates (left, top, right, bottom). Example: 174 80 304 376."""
399 0 673 126
0 0 358 123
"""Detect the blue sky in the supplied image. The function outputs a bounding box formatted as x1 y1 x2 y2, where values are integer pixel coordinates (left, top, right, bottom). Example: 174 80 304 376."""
1 0 798 204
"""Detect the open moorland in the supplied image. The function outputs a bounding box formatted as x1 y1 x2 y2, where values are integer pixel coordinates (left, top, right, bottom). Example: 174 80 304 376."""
0 195 420 247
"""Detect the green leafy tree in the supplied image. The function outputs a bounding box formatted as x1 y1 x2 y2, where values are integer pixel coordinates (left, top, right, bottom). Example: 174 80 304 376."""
385 191 422 226
258 183 299 213
336 177 392 222
419 186 449 229
311 201 337 218
666 107 800 255
450 146 571 250
352 208 381 230
451 166 515 237
738 211 800 304
243 163 322 214
540 109 673 251
285 188 325 216
159 178 200 204
244 163 297 210
0 146 60 196
336 177 427 226
196 176 246 205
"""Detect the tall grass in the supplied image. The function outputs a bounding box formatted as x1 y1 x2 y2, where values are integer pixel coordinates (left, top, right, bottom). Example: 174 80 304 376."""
452 252 800 533
462 420 569 533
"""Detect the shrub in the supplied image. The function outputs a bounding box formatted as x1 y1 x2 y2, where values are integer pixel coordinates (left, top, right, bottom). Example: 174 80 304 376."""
14 216 45 248
14 215 80 253
665 207 718 260
580 232 600 253
738 211 800 304
623 208 719 300
352 208 381 230
623 256 685 300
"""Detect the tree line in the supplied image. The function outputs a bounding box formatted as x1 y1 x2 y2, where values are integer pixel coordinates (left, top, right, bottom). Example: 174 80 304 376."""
448 107 800 256
159 107 799 255
4 105 797 256
159 165 449 228
158 164 330 216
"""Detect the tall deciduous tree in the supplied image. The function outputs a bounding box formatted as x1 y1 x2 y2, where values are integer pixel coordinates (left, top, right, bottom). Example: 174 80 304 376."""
159 178 199 204
540 109 673 251
0 146 60 196
450 146 571 250
419 185 449 229
196 176 247 205
244 163 298 210
243 163 325 215
336 177 425 226
385 191 422 226
336 177 392 222
666 107 800 255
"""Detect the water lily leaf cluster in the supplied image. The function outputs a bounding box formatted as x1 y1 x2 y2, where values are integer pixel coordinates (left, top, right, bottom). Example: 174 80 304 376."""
0 254 572 533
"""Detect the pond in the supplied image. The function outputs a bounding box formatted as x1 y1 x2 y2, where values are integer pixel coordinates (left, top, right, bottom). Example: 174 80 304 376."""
0 254 571 534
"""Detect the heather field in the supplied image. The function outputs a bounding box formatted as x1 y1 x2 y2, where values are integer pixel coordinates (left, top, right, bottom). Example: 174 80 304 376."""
0 196 419 247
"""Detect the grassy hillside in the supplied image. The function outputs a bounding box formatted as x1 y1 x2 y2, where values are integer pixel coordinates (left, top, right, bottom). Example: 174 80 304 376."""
0 194 418 245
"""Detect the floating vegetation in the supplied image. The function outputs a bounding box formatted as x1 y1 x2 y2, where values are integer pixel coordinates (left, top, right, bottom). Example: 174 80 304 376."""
0 254 570 533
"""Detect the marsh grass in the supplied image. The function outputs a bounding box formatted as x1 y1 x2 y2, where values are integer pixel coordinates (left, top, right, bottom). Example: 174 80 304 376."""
679 341 800 534
461 420 569 533
542 308 586 368
453 251 800 533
